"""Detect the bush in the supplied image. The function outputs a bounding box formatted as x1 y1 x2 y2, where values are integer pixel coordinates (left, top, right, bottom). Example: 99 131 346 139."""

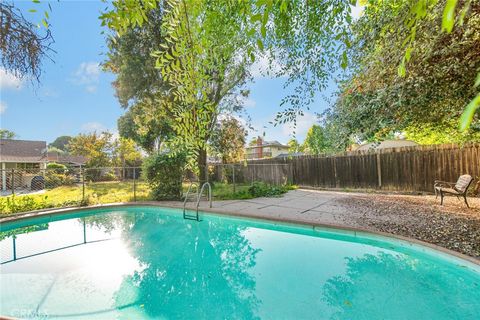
47 162 67 174
248 182 292 198
0 195 53 214
143 152 186 200
45 173 76 189
100 171 117 181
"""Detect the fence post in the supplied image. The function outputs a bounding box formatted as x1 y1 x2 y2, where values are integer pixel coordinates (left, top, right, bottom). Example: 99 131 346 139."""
333 157 338 188
11 168 15 195
82 168 85 203
376 153 382 188
133 167 137 202
12 235 17 261
232 164 236 193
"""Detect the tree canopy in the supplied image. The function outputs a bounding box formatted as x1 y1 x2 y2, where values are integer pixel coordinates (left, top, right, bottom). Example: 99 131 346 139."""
100 0 479 160
0 129 16 139
49 135 72 151
325 1 480 146
210 117 247 163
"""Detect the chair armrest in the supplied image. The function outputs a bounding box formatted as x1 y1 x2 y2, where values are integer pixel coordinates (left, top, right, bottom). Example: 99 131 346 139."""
434 180 455 188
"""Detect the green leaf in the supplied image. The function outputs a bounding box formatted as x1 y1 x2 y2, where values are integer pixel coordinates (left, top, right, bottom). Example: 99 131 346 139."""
257 39 264 51
442 0 458 33
405 47 412 62
340 51 348 70
42 19 48 28
261 25 266 38
397 59 406 77
28 9 37 13
459 93 480 132
475 73 480 88
250 14 262 22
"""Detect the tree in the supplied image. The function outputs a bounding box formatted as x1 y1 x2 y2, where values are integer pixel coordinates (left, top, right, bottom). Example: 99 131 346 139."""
117 104 173 153
0 2 54 81
47 146 66 155
68 132 113 168
49 136 72 152
0 129 16 139
303 125 330 155
287 138 303 154
112 137 142 168
210 117 247 163
104 0 254 182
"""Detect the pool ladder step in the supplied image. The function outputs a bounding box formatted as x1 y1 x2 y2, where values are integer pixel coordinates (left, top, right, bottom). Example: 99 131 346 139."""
183 182 212 221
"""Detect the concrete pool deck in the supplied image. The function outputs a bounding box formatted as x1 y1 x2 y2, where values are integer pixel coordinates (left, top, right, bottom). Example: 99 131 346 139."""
175 189 353 225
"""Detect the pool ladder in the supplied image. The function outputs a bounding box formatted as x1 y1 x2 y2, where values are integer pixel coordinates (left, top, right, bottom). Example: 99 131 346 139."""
183 182 212 221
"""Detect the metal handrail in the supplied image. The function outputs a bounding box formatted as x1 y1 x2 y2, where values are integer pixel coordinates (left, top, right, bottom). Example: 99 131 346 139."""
183 181 199 219
195 182 212 218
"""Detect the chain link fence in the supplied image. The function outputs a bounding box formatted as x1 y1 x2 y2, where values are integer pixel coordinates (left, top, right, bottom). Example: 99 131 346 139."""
0 167 144 214
0 163 293 214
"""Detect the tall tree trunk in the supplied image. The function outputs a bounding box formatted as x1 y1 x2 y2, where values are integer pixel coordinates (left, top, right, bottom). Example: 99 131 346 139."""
197 148 207 184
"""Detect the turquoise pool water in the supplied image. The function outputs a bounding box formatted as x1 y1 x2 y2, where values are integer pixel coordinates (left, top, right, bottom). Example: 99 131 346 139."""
0 206 479 319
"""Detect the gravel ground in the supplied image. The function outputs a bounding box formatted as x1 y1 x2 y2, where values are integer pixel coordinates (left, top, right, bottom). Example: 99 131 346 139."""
336 193 480 259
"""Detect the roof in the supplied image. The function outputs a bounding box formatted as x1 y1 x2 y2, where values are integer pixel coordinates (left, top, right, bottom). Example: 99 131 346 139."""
246 140 289 149
47 152 87 166
276 152 305 158
0 139 47 163
356 140 418 151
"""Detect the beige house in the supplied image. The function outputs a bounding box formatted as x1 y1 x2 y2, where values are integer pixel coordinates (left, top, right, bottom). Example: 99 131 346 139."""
0 139 48 191
355 139 418 152
245 137 290 160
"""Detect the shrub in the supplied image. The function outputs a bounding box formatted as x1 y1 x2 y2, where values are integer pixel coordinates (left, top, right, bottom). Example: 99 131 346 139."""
45 173 76 189
100 171 117 182
0 195 53 214
143 152 186 200
47 162 67 174
248 182 293 198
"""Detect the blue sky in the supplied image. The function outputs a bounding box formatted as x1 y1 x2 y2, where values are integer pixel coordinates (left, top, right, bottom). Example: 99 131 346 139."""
0 1 337 145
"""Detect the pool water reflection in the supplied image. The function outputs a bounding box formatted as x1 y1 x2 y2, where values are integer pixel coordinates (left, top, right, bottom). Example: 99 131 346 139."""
1 206 479 319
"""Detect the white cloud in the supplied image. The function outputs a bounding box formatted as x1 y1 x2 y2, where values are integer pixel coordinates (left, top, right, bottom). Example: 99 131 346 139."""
81 121 107 133
71 62 101 93
281 112 317 137
0 68 23 90
241 97 256 108
0 101 6 114
85 85 97 93
351 4 365 20
250 51 287 79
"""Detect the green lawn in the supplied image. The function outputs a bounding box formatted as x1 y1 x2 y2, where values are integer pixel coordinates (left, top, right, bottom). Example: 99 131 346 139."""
0 181 294 215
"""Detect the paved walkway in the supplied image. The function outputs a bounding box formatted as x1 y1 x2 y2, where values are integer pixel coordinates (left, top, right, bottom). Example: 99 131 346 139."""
177 189 351 226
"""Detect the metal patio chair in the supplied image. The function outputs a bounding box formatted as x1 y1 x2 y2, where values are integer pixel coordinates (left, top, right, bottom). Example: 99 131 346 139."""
434 174 474 208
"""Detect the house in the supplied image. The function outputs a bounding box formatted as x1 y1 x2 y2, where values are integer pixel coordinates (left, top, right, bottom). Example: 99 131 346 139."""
245 137 290 160
355 139 418 152
275 152 305 158
0 139 48 191
47 152 87 168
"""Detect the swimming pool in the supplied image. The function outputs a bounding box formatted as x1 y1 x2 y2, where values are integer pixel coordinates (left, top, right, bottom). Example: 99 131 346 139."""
1 206 479 319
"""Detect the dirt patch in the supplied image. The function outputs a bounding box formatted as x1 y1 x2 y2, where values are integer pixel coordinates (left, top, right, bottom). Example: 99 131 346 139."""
336 193 480 258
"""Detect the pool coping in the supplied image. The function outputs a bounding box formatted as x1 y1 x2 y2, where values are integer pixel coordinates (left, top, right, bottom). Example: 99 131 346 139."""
1 201 479 266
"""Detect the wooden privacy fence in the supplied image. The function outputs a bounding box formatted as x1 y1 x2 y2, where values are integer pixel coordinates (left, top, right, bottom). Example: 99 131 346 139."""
230 143 480 193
